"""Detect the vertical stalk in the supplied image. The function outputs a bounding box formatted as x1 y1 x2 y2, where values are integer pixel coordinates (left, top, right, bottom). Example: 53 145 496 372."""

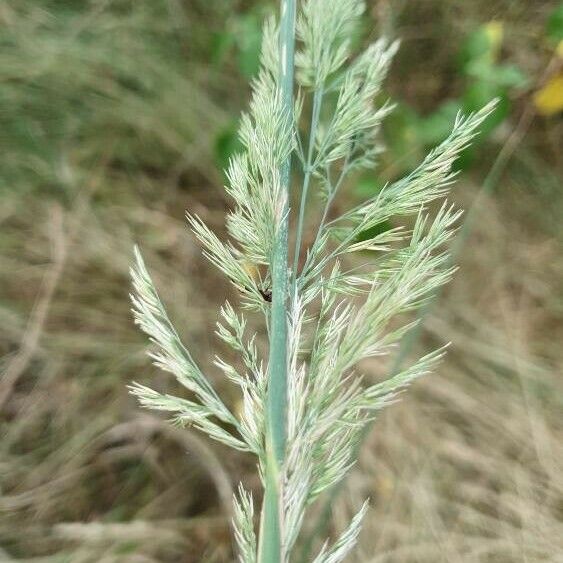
292 86 323 287
259 1 295 562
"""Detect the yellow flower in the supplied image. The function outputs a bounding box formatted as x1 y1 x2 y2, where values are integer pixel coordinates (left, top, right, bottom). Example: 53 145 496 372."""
485 21 504 58
534 74 563 116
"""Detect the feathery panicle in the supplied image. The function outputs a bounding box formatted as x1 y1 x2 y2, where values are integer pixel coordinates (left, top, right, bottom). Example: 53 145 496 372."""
215 302 266 457
130 246 235 424
228 69 295 267
296 0 365 87
315 39 398 168
311 501 369 563
129 2 496 561
337 100 497 234
234 485 258 563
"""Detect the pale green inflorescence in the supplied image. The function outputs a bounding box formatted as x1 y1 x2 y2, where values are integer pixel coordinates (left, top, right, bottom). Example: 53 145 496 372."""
129 0 496 561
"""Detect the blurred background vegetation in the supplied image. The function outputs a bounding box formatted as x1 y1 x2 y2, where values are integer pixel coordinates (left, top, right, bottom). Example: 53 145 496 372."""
1 1 562 561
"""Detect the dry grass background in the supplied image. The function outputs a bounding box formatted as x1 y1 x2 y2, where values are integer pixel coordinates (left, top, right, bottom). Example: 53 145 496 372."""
1 1 562 561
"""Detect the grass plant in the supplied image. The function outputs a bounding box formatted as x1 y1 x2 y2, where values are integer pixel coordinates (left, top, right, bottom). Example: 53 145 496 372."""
1 1 562 562
130 1 496 561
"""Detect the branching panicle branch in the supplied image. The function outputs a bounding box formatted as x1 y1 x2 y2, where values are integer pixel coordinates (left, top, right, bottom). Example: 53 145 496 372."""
129 1 496 561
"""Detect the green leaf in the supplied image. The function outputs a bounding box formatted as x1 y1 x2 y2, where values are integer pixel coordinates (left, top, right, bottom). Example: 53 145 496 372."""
354 221 394 246
462 82 510 128
415 101 460 146
214 122 242 171
211 31 235 66
494 64 528 89
354 175 385 199
458 22 503 72
546 3 563 44
236 13 263 78
382 102 424 173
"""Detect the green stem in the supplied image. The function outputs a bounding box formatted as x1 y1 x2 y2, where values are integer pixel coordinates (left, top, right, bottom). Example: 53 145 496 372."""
292 86 324 289
298 154 352 289
315 155 350 243
258 0 296 562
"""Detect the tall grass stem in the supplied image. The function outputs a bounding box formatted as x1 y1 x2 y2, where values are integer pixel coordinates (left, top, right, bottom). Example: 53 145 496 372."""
259 1 296 561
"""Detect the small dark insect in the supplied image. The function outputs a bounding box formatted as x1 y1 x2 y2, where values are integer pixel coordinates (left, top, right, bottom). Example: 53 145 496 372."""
236 261 272 303
259 288 272 302
237 284 272 303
